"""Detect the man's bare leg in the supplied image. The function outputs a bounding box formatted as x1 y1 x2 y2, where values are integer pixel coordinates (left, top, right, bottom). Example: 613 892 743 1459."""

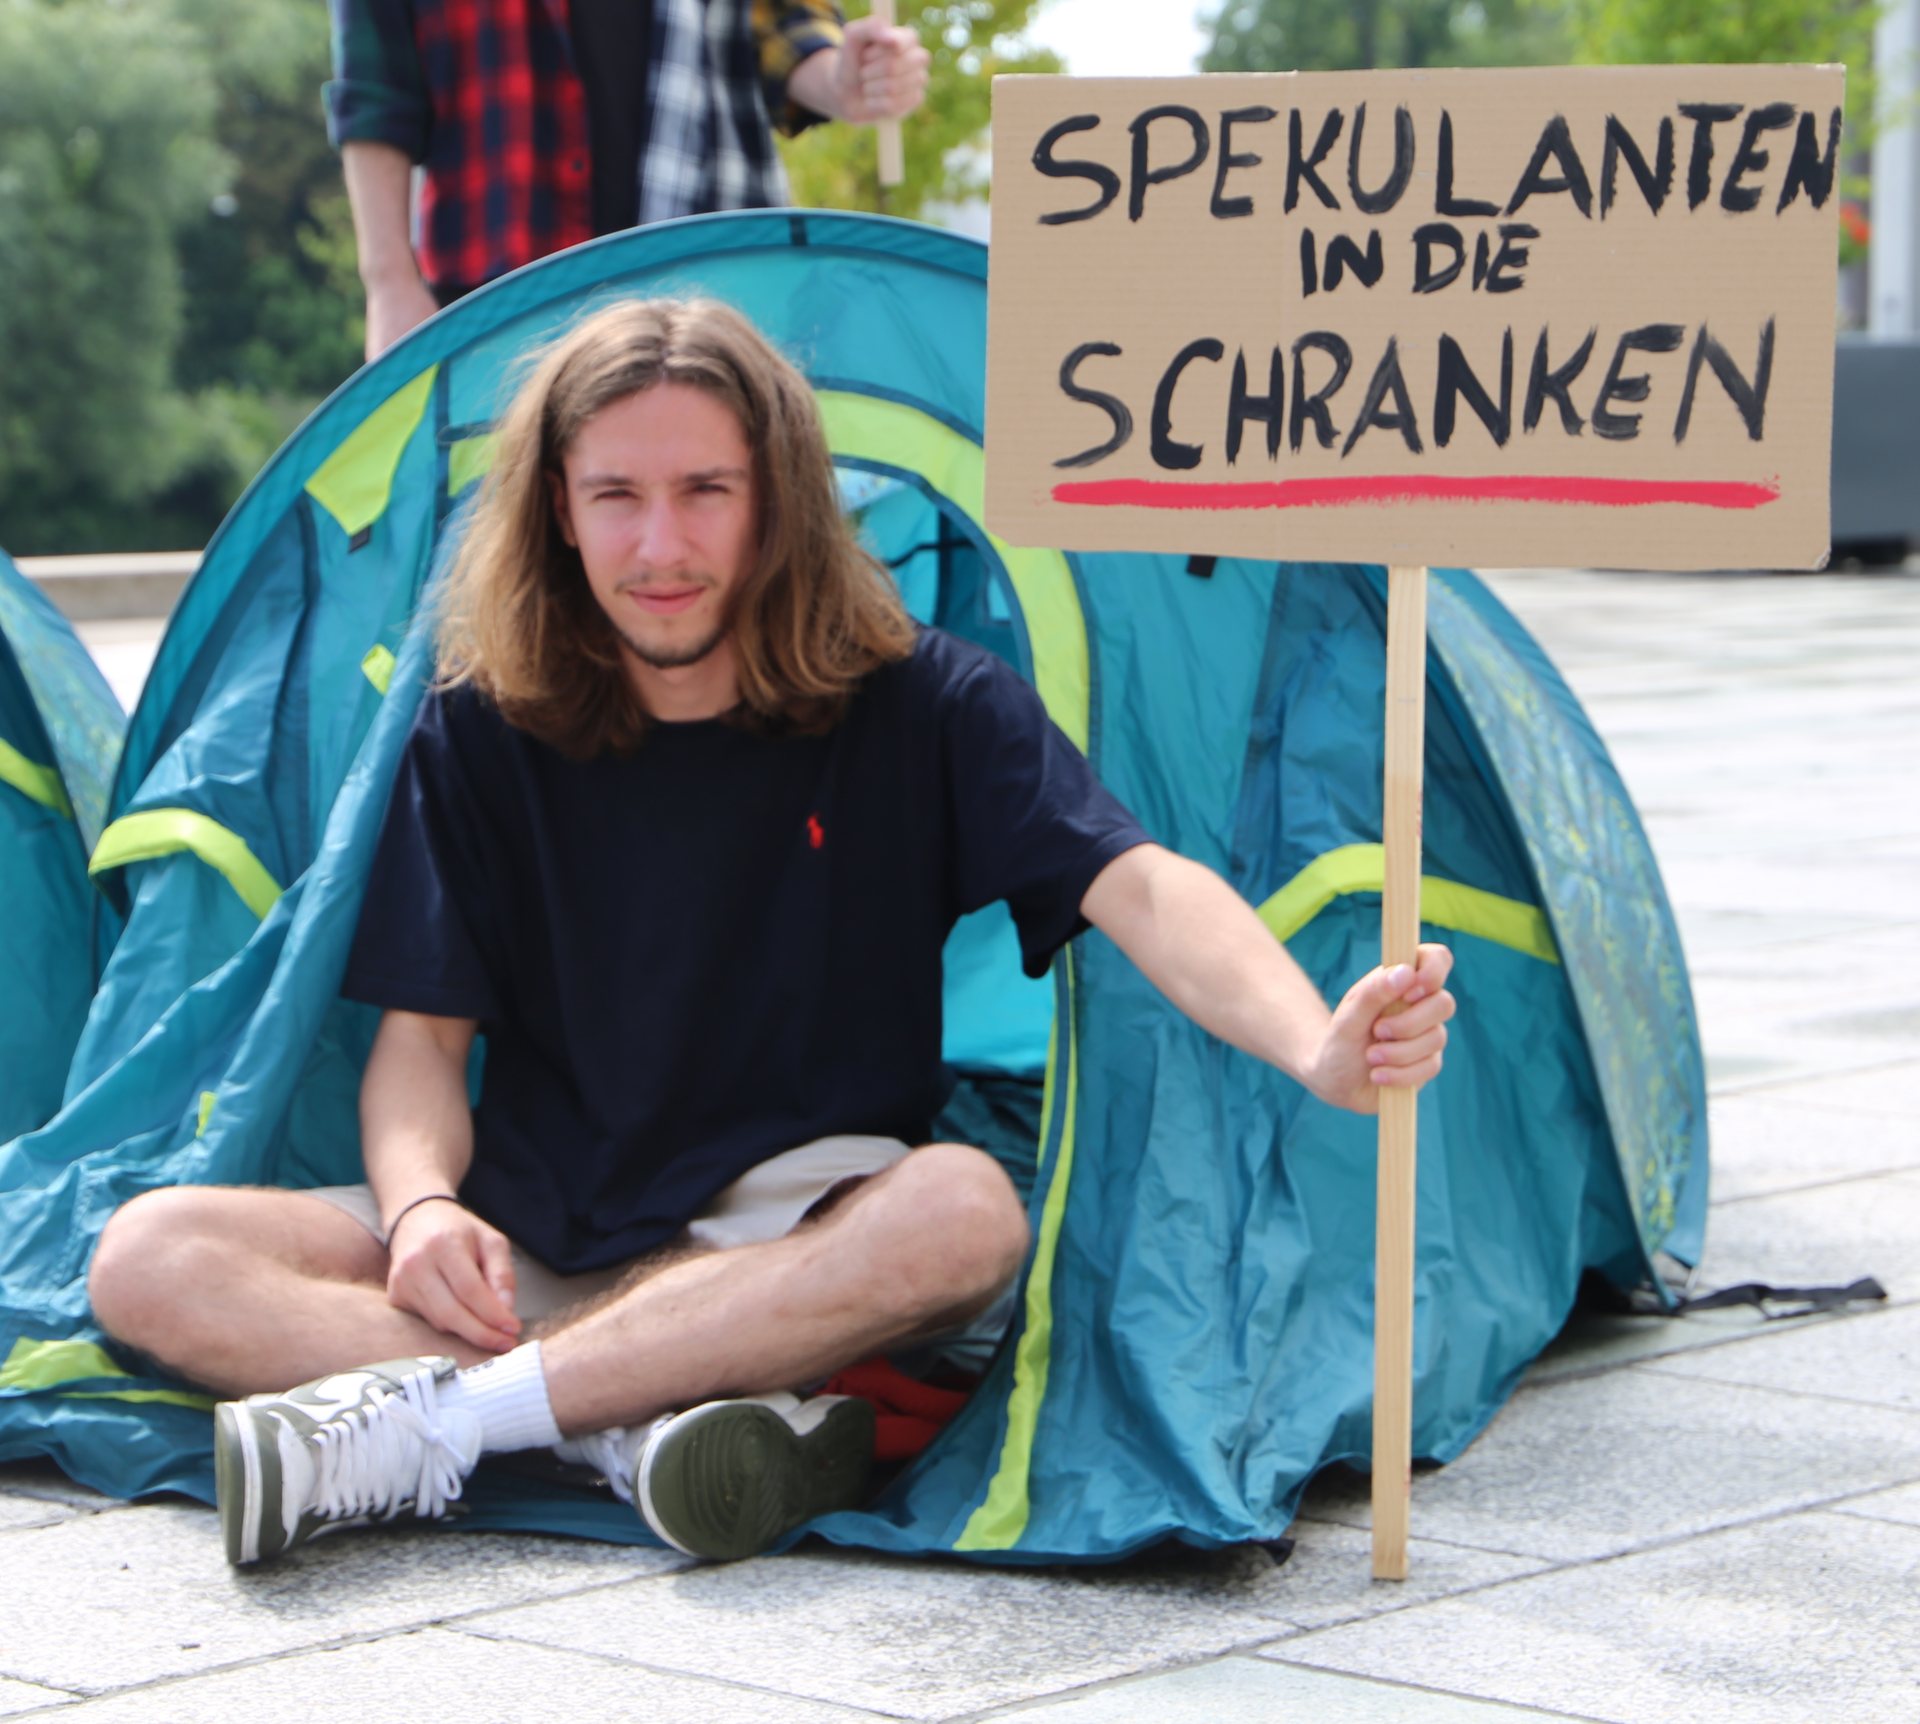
121 1143 1025 1564
90 1141 1026 1415
87 1186 492 1393
535 1142 1029 1433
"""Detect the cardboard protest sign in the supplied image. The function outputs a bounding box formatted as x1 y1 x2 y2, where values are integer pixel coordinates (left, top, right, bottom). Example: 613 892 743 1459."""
986 67 1844 569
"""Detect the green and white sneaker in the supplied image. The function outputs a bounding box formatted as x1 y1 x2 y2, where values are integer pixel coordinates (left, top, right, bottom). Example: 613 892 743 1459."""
214 1357 482 1566
551 1424 653 1504
634 1392 874 1561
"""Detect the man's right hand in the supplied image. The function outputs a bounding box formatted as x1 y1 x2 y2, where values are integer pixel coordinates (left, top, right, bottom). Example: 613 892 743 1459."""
363 272 440 362
385 1197 521 1353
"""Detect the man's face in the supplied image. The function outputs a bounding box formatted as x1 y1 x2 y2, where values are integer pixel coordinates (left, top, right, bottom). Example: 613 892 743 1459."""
552 382 759 686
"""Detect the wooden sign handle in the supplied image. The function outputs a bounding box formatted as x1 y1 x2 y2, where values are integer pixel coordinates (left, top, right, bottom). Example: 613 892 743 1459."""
871 0 906 188
1372 562 1428 1582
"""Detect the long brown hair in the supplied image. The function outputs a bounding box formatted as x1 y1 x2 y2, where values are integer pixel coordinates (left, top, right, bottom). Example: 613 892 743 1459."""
436 297 915 755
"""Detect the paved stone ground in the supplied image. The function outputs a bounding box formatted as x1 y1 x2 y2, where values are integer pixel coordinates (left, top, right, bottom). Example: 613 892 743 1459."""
8 567 1916 1721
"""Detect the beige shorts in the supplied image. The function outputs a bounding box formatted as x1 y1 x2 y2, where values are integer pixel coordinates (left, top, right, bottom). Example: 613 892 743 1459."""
305 1135 1016 1370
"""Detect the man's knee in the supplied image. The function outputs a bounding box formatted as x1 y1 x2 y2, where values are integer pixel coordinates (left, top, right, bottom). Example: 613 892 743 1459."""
88 1188 222 1343
861 1143 1030 1314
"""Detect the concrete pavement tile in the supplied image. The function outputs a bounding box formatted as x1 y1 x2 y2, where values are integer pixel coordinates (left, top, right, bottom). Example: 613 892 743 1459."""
1295 1371 1920 1563
1688 922 1920 985
1701 1035 1899 1095
1688 976 1838 1035
989 1656 1594 1722
1697 1010 1920 1094
1553 1170 1920 1374
1632 715 1918 760
1706 1094 1919 1202
1266 1520 1548 1630
1779 1002 1920 1049
33 1629 878 1724
1639 1302 1920 1413
0 1679 73 1718
1688 961 1920 1041
0 1501 677 1693
1607 717 1912 761
1524 1302 1774 1385
1729 1059 1920 1117
1698 1171 1920 1295
1640 808 1920 858
1672 908 1899 960
0 1463 118 1511
463 1547 1311 1720
0 1494 76 1533
1656 855 1920 920
1265 1511 1920 1724
1831 1484 1920 1528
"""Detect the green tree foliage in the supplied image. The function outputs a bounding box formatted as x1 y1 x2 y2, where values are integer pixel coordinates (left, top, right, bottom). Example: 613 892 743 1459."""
781 0 1061 216
1202 0 1568 74
170 0 363 402
1564 0 1876 141
157 0 363 547
1564 0 1871 76
5 0 1045 551
0 0 360 554
0 0 225 552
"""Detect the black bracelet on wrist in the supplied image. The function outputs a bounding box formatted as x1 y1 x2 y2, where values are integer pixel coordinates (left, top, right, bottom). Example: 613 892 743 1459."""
383 1191 460 1241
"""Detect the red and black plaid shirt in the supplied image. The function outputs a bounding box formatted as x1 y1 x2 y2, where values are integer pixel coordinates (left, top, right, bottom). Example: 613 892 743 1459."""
325 0 841 293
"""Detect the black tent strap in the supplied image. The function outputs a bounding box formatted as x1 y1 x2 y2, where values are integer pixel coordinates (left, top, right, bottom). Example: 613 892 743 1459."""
1674 1276 1888 1321
883 540 950 568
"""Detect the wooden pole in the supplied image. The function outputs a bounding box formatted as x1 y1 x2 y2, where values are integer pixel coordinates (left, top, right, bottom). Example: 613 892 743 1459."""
871 0 906 189
1372 562 1428 1582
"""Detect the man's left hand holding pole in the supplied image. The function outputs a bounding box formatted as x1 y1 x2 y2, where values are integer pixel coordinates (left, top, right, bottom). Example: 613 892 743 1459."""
1081 843 1454 1113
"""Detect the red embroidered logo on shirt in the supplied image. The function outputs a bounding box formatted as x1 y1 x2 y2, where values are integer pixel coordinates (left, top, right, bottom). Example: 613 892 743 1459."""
807 814 825 850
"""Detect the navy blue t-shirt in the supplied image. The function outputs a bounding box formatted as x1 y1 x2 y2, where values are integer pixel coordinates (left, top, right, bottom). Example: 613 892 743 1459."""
343 629 1149 1273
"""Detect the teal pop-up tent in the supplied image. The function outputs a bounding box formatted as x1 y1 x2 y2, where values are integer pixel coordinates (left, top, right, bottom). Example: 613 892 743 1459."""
0 214 1706 1559
0 551 123 1143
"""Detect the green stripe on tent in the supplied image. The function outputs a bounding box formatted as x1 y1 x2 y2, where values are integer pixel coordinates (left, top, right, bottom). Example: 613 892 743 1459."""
305 367 440 537
955 952 1080 1552
816 391 1091 754
362 643 396 694
90 809 284 920
0 1336 121 1392
447 432 497 498
1257 844 1560 965
0 1338 212 1410
811 388 1095 1552
0 736 72 816
63 1387 215 1409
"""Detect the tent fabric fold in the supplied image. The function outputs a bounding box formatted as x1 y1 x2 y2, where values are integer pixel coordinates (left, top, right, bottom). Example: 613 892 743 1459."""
0 552 125 1144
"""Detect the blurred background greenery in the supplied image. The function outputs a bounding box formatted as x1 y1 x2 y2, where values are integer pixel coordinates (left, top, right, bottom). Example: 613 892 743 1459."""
0 0 1878 554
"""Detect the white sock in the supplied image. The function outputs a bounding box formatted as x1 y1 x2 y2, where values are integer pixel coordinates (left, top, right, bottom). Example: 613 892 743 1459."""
438 1342 563 1454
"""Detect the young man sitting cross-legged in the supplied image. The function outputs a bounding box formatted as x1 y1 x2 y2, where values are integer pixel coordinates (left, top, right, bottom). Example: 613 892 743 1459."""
86 298 1456 1566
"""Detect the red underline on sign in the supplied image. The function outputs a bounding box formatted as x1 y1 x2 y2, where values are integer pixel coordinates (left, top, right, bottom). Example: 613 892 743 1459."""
1050 476 1782 512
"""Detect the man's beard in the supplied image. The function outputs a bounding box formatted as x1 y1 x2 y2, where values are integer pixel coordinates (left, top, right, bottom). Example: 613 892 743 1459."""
608 578 733 671
613 612 729 671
